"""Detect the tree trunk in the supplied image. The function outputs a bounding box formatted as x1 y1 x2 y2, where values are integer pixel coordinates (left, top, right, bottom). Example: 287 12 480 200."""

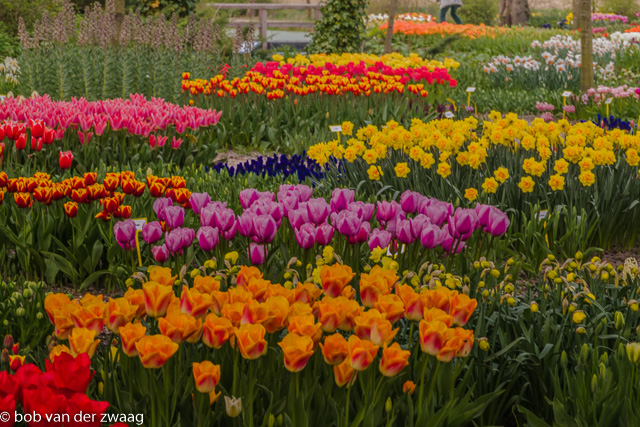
572 0 579 29
579 0 594 91
384 0 399 54
499 0 529 26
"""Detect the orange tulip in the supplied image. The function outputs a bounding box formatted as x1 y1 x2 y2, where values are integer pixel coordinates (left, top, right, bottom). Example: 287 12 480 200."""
288 302 313 319
423 307 453 327
235 323 267 360
159 312 201 343
222 301 245 326
264 283 296 304
317 297 342 333
193 361 221 393
124 288 147 318
210 290 230 316
294 282 323 304
437 331 461 362
320 333 348 365
419 320 448 356
339 298 363 331
403 380 417 394
209 390 222 405
193 275 221 294
44 293 72 324
236 266 262 287
354 309 398 346
320 264 355 297
375 294 405 323
360 272 391 308
228 287 254 304
202 314 234 349
262 296 289 333
180 286 212 319
106 297 137 333
143 281 174 317
119 322 147 356
424 287 455 313
53 305 77 340
348 335 379 371
241 299 269 325
278 333 314 372
243 277 271 302
379 343 411 377
287 314 323 346
450 293 478 326
69 327 100 358
148 266 177 287
452 328 474 357
334 359 357 387
395 284 423 321
136 335 179 368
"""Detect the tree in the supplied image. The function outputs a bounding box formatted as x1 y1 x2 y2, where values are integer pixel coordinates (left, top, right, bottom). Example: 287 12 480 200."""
384 0 399 54
578 0 593 91
498 0 530 26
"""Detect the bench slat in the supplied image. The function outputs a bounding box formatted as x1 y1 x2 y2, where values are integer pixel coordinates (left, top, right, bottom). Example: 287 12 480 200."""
204 3 323 10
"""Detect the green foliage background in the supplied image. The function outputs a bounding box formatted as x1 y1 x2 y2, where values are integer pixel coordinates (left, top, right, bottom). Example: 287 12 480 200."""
308 0 369 54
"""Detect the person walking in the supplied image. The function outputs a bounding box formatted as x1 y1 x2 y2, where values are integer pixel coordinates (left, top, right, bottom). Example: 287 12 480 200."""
438 0 463 24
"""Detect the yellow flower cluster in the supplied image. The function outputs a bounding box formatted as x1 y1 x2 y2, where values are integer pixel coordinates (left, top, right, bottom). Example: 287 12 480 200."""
273 52 460 71
308 112 640 193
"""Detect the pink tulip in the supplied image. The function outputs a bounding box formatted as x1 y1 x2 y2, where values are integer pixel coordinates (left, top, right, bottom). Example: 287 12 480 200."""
171 137 183 149
153 198 173 222
114 220 136 250
164 206 185 229
152 244 169 263
315 223 334 246
252 214 277 243
376 201 400 224
249 243 267 265
238 211 256 237
396 218 414 245
295 223 316 249
420 224 445 249
239 189 260 209
485 210 510 236
307 198 330 225
368 228 392 250
330 188 355 212
190 193 211 215
334 210 362 237
214 208 236 232
142 221 163 244
400 190 421 214
197 226 219 251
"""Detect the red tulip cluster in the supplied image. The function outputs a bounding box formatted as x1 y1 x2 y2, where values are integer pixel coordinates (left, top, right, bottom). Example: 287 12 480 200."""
0 352 109 427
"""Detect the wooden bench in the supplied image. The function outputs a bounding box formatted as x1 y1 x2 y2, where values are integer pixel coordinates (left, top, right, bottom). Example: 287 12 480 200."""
203 3 323 49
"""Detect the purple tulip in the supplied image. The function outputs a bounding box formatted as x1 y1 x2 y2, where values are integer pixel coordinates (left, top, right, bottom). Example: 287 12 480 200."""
452 208 478 239
422 202 449 227
410 214 430 239
485 210 510 236
400 190 421 214
165 229 184 254
475 204 494 228
153 198 172 222
164 206 185 229
238 212 256 237
315 223 335 246
294 185 313 202
348 222 371 244
214 208 236 232
224 221 238 240
200 205 216 227
197 226 219 251
420 224 445 249
396 218 415 245
190 192 211 215
280 196 299 217
142 221 163 245
368 228 392 250
181 227 195 248
114 220 136 250
239 189 260 209
441 230 466 254
289 207 310 229
330 188 355 213
249 243 267 265
152 244 169 263
376 201 400 224
334 210 363 237
307 198 330 225
252 214 277 243
295 223 316 249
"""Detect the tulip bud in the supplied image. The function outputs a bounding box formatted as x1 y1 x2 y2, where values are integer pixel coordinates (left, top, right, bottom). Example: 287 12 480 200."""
629 300 639 312
277 414 283 426
601 271 609 280
1 348 8 363
224 396 242 418
478 337 489 351
569 261 577 270
618 343 626 362
578 343 590 367
385 397 392 413
530 302 539 313
3 334 13 348
590 374 598 393
490 269 500 278
614 311 625 330
547 254 555 262
268 414 275 427
560 350 567 369
548 270 558 280
36 312 43 320
575 251 583 260
576 326 586 335
626 342 640 364
15 307 25 317
125 278 134 287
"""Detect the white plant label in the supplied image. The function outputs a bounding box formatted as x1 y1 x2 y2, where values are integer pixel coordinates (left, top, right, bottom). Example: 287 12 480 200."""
329 125 342 133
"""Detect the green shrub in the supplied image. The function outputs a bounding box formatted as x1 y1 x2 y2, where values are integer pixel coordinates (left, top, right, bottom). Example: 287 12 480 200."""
308 0 368 54
458 0 498 26
599 0 639 19
0 22 18 58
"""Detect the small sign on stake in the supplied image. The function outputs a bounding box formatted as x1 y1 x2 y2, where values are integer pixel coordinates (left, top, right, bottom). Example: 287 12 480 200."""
329 125 343 133
444 111 455 119
132 218 147 267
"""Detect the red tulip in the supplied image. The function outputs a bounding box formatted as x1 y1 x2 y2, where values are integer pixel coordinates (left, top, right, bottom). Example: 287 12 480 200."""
59 151 73 169
30 119 44 138
30 137 42 151
45 352 94 395
15 133 26 150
